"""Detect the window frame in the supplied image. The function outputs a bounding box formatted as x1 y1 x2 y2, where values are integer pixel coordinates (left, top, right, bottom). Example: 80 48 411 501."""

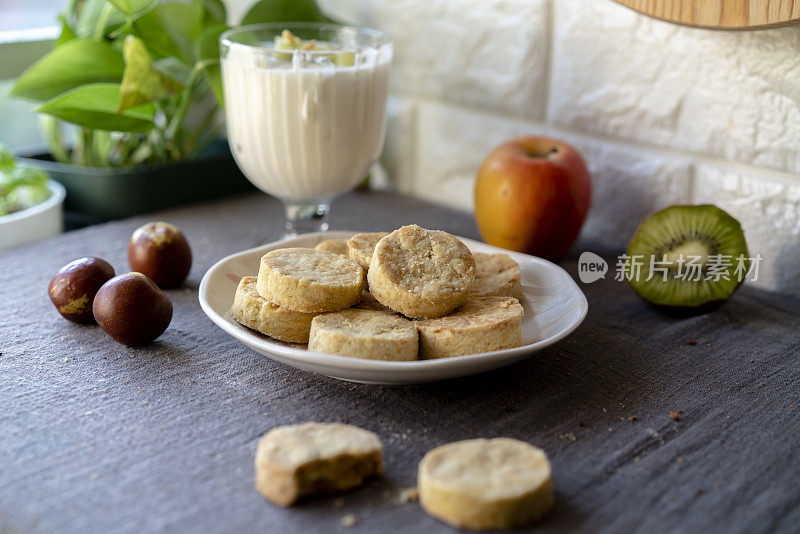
0 28 58 80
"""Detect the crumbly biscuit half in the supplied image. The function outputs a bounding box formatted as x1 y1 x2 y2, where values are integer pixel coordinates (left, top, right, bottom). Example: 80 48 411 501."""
309 308 418 361
255 422 383 506
230 277 317 343
415 296 523 358
315 239 349 256
418 438 554 530
471 252 523 299
347 232 389 270
367 225 476 319
257 248 365 313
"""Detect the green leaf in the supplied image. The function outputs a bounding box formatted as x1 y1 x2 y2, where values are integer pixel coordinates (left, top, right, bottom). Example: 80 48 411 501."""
127 2 205 62
76 0 126 38
152 58 193 86
56 14 77 46
119 35 183 112
36 84 156 133
241 0 331 25
107 0 157 16
38 115 71 163
195 0 226 24
9 39 124 102
196 23 227 62
195 24 227 105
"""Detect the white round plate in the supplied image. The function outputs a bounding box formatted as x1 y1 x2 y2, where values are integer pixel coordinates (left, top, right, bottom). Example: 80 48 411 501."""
199 231 588 384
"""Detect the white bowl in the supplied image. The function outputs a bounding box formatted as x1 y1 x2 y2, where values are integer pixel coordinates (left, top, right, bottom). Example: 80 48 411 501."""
199 231 588 384
0 180 65 251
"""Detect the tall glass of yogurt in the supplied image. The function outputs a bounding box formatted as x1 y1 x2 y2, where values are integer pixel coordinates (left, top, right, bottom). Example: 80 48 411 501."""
220 23 392 236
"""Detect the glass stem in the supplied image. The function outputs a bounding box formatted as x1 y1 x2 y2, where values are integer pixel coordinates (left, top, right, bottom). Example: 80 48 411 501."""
283 201 331 236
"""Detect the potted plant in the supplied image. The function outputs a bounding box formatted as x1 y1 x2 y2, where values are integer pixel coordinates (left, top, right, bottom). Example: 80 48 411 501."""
9 0 330 225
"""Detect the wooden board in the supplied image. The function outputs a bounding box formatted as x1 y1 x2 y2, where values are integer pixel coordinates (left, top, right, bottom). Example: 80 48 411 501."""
614 0 800 29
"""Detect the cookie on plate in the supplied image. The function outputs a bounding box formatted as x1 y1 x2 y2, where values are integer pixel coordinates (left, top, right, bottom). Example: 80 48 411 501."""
230 277 317 344
309 308 418 361
415 296 523 358
315 239 349 256
418 438 554 530
354 290 393 312
471 252 523 300
257 248 364 313
368 225 476 319
347 232 389 270
255 422 383 506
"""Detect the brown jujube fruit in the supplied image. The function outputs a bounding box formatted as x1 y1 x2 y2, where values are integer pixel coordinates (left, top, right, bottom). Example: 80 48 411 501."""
128 221 192 289
93 272 173 346
48 257 115 323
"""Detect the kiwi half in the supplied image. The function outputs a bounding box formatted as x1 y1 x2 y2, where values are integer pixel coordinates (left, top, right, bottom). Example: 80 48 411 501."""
626 205 749 311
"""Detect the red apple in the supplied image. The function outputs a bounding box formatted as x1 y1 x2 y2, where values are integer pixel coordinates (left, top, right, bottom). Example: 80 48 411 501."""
474 136 591 260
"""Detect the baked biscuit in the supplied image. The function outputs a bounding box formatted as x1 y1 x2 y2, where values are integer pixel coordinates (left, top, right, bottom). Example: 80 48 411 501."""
471 252 523 299
367 225 476 319
315 239 349 256
354 290 394 312
347 232 389 270
418 438 554 530
257 248 364 313
230 277 317 343
415 296 523 358
309 308 418 361
255 422 382 506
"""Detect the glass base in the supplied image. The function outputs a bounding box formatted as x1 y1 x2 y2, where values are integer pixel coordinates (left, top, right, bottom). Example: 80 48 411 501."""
282 200 331 237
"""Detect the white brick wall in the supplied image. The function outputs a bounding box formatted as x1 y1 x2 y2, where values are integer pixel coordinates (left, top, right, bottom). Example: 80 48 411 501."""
550 0 800 174
322 0 550 118
319 0 800 295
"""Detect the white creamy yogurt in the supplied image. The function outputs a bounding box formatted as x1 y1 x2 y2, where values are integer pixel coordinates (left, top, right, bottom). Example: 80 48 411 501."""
222 43 391 202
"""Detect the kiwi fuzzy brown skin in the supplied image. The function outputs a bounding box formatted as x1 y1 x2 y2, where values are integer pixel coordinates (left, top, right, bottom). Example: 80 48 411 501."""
626 204 748 314
93 272 173 346
48 257 115 323
128 222 192 289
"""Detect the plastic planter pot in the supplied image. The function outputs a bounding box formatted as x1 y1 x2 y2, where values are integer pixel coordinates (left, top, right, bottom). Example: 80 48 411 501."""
17 140 253 227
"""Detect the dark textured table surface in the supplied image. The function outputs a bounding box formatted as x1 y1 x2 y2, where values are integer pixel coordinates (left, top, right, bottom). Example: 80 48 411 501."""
2 191 799 534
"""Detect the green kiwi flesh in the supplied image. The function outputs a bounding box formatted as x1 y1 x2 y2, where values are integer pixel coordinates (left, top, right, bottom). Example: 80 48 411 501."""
626 205 749 310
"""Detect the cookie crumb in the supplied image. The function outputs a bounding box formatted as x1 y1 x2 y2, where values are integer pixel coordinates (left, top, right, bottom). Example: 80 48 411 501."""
341 513 358 527
398 487 419 504
686 338 697 346
628 416 638 422
669 410 682 421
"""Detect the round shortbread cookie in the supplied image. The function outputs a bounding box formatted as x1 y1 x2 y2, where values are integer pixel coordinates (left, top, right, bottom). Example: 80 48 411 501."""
347 232 389 270
367 225 476 319
354 290 393 312
418 438 554 530
309 308 418 361
315 239 349 256
230 277 317 343
415 296 523 358
471 252 523 300
256 422 383 507
257 248 365 313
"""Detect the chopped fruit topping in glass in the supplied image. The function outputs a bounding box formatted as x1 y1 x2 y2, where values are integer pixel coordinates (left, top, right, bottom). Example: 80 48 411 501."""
273 29 355 67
